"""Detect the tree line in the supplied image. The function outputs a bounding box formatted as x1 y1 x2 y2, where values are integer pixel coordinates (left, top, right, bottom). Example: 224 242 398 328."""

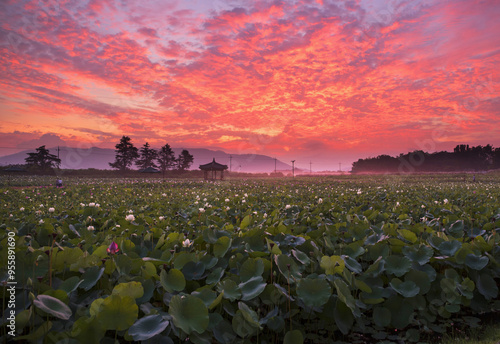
351 144 500 173
109 136 193 173
21 136 194 173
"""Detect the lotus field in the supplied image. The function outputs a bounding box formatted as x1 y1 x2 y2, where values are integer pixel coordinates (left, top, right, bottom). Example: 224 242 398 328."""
1 174 500 343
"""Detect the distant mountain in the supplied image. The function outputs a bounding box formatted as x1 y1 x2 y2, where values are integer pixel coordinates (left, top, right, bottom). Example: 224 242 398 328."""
0 146 293 173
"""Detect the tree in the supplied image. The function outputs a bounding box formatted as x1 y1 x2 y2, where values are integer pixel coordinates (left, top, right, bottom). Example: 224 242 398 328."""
109 136 139 171
177 149 194 171
136 142 158 170
25 145 61 170
157 143 176 176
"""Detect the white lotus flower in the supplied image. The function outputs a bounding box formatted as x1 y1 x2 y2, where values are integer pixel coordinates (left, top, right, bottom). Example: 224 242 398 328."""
444 199 449 204
48 207 55 213
20 207 24 211
159 216 164 221
182 239 192 247
199 208 205 213
285 204 291 209
87 226 95 231
39 219 44 224
318 198 323 204
89 202 96 207
225 198 230 202
125 214 135 222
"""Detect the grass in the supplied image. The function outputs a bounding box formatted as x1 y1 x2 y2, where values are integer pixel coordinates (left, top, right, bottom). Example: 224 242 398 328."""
441 322 500 344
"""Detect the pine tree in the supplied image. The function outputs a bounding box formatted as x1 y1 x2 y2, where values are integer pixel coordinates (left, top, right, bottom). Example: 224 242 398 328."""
137 142 158 169
177 149 194 171
25 145 61 170
109 136 139 171
157 143 176 176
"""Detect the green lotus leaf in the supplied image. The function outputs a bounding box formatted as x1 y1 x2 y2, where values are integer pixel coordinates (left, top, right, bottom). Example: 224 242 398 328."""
438 240 462 256
96 295 138 331
59 276 83 294
214 236 232 257
334 299 354 335
239 276 266 301
218 279 241 301
385 296 414 329
284 329 304 344
292 249 310 265
275 254 301 283
373 306 391 327
168 294 209 335
342 255 362 274
385 255 412 277
79 266 104 291
296 277 332 308
320 255 345 275
232 309 259 338
33 295 72 320
240 258 265 282
128 314 169 341
206 267 225 284
447 220 464 237
464 254 489 270
404 270 431 294
238 302 262 329
398 229 418 243
112 281 144 299
161 268 186 292
402 245 434 265
192 287 217 307
334 279 357 315
477 273 499 300
390 278 420 298
182 261 206 280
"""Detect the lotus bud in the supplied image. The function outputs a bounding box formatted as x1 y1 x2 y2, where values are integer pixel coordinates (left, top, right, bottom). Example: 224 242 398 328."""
27 277 33 288
29 292 35 302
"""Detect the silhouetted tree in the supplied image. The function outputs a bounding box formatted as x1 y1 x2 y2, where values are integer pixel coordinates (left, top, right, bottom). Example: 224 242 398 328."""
157 143 176 176
109 136 139 171
25 146 61 171
177 149 194 171
137 142 158 170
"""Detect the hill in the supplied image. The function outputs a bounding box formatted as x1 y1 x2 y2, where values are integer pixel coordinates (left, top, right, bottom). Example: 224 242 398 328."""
0 146 293 173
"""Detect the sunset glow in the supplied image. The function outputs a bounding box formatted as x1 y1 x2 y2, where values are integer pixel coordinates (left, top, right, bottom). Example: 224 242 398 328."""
0 0 499 170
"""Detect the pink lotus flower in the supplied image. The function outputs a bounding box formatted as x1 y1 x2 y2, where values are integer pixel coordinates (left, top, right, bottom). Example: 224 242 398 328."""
107 241 119 255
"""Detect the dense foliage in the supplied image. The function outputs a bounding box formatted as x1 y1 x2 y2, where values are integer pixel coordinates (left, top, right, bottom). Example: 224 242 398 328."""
352 144 500 173
1 174 499 343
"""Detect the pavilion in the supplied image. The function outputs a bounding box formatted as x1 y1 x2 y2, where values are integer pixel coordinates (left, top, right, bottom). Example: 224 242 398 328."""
199 158 228 180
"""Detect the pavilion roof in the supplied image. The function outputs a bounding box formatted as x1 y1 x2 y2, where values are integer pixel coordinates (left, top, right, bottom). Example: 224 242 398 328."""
199 158 228 171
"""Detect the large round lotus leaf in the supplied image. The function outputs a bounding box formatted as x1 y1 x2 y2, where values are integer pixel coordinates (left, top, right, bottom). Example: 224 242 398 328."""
284 329 304 344
405 270 431 294
292 249 310 265
438 240 462 256
385 256 412 277
477 273 499 300
71 316 106 343
213 319 237 344
237 302 262 329
275 254 301 283
96 295 138 331
33 295 72 320
334 299 354 335
373 306 391 327
447 220 464 237
390 278 420 298
239 258 264 282
59 276 83 294
161 268 186 292
218 279 241 301
192 287 217 307
112 281 144 299
239 276 266 301
385 296 414 329
342 255 362 274
320 255 345 275
206 267 225 284
334 279 357 315
79 266 104 291
128 314 169 341
232 310 259 338
182 261 206 281
214 236 232 257
296 277 332 308
464 254 489 270
402 245 434 265
168 294 209 335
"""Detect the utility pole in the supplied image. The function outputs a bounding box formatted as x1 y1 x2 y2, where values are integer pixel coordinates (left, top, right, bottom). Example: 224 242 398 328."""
57 146 60 169
274 157 277 174
309 161 312 174
339 162 341 172
291 160 295 177
229 155 232 172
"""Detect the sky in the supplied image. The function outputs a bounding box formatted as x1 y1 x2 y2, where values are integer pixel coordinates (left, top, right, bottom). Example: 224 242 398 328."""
0 0 499 171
